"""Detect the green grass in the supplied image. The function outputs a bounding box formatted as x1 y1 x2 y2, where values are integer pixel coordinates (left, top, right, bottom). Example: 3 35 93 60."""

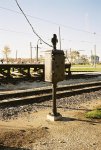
71 64 101 72
85 107 101 119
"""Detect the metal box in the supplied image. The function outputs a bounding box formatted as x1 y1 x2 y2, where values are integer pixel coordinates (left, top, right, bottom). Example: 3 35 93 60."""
45 50 65 83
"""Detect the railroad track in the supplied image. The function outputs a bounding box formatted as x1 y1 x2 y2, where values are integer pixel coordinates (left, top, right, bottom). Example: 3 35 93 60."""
0 81 101 106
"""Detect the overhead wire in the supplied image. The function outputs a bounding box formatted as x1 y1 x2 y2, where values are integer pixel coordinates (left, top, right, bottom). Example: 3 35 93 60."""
0 6 20 14
15 0 52 47
0 5 99 36
0 2 101 45
0 27 32 35
0 6 58 25
1 27 101 45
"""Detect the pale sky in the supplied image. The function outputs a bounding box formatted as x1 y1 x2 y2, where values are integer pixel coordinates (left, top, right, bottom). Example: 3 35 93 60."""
0 0 101 59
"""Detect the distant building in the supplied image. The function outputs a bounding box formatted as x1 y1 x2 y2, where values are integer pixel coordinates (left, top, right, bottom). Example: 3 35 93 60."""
90 55 99 64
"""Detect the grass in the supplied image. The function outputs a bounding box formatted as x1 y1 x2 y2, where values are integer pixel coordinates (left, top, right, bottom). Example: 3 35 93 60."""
85 107 101 119
71 64 101 72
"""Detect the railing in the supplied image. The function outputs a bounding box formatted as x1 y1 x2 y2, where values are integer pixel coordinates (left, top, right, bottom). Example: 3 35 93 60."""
0 63 71 78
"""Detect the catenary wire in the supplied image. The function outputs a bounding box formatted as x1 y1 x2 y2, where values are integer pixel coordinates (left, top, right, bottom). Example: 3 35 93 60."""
15 0 52 47
0 5 99 36
0 27 32 35
1 27 99 44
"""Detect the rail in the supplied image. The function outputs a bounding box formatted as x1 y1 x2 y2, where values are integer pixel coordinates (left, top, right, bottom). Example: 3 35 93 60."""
0 81 101 106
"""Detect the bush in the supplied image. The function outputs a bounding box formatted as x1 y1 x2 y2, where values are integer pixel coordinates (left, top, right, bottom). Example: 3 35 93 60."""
85 108 101 119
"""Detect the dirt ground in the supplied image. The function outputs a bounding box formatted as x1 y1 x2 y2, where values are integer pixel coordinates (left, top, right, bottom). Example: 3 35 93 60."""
0 99 101 150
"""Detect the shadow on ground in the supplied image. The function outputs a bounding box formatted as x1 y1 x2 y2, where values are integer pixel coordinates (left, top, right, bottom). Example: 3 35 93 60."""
0 73 101 84
60 116 101 125
0 145 30 150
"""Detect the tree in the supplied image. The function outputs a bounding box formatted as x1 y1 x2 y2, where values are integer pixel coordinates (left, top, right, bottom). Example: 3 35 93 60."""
2 46 11 63
70 50 80 64
80 55 89 64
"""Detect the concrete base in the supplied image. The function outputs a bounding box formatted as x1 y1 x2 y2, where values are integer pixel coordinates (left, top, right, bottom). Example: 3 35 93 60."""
47 113 62 121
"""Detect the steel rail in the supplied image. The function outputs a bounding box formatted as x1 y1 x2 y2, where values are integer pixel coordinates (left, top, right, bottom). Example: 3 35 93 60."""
0 81 101 106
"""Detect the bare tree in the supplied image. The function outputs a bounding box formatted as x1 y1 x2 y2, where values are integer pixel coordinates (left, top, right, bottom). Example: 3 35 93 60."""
2 46 11 63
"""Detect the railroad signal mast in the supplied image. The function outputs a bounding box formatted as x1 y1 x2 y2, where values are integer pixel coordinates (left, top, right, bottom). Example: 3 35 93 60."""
45 34 65 121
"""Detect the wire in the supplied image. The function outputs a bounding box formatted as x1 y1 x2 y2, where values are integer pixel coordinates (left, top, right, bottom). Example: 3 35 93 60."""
0 6 58 25
15 0 52 47
2 4 101 38
0 6 20 14
1 5 101 36
1 27 100 45
0 27 32 35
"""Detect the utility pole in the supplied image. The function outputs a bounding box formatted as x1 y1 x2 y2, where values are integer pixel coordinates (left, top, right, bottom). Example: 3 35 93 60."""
16 50 17 61
30 42 32 63
70 48 72 63
36 44 38 62
59 26 61 50
93 32 96 68
36 39 42 62
91 50 93 66
94 44 96 68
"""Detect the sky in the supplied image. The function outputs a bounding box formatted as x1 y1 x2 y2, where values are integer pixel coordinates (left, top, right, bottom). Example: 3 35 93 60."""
0 0 101 60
